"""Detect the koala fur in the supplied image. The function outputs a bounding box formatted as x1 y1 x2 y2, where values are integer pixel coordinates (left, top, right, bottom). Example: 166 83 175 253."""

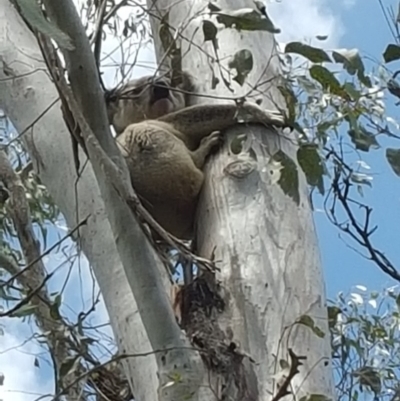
105 73 194 135
105 72 283 240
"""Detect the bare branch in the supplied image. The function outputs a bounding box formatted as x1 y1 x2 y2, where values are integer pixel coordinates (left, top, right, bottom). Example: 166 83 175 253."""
0 149 84 400
271 349 306 401
326 148 400 282
35 0 205 397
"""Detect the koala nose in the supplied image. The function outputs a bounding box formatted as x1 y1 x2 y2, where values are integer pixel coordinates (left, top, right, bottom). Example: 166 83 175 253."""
152 81 170 100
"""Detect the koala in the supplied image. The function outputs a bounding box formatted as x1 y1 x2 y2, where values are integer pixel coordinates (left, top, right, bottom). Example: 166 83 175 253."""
105 72 194 135
105 72 284 240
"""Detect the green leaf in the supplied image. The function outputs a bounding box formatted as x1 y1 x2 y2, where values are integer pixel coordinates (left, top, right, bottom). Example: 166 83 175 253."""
332 49 361 75
353 367 381 395
207 2 221 12
50 294 62 320
332 48 371 87
348 125 380 152
301 313 321 332
297 144 325 195
211 7 280 33
202 20 218 43
285 42 331 63
383 44 400 63
279 359 290 370
277 85 297 125
316 121 335 146
122 19 137 38
343 82 361 101
350 173 372 187
387 78 400 99
396 294 400 311
15 0 74 51
10 304 38 318
39 224 47 250
202 20 219 54
228 49 253 86
327 306 341 329
309 65 349 99
296 75 319 92
300 395 333 401
386 148 400 177
297 315 325 338
60 356 80 379
270 151 300 205
254 1 266 15
357 71 372 88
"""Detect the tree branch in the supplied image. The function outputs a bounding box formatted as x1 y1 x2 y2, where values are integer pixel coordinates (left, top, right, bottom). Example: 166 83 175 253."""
271 349 305 401
37 0 205 396
42 0 181 347
326 148 400 282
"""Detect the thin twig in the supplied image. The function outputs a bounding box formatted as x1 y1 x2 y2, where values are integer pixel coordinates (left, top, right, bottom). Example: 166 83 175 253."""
270 348 306 401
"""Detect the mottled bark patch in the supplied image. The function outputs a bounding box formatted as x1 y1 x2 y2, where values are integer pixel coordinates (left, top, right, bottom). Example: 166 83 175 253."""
179 275 258 401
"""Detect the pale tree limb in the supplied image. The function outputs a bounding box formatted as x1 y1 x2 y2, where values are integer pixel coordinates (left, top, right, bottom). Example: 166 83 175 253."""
41 0 179 345
37 0 205 397
0 1 159 398
41 36 215 273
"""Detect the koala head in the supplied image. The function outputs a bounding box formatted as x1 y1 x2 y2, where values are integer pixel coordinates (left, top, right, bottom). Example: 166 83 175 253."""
105 73 193 135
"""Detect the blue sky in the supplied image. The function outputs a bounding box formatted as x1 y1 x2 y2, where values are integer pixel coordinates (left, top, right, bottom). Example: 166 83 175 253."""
303 0 400 299
2 1 400 400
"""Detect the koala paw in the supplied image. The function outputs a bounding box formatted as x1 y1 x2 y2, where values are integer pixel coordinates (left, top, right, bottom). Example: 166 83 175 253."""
200 130 223 152
135 131 154 151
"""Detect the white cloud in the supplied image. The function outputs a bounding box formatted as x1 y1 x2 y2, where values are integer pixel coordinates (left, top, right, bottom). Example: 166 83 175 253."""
99 0 351 87
72 0 351 87
0 319 53 401
267 0 346 48
342 0 357 9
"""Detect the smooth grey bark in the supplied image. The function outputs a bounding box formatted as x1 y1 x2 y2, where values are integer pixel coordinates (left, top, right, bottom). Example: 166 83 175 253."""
1 0 206 397
0 2 157 400
41 0 205 396
148 0 335 399
42 0 184 356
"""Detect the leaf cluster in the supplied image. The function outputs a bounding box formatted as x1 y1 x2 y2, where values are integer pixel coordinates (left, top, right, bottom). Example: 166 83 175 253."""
329 287 400 401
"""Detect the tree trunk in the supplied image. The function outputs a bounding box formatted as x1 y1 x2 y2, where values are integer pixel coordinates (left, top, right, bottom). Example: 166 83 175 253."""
1 0 337 399
148 0 335 399
0 2 160 400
